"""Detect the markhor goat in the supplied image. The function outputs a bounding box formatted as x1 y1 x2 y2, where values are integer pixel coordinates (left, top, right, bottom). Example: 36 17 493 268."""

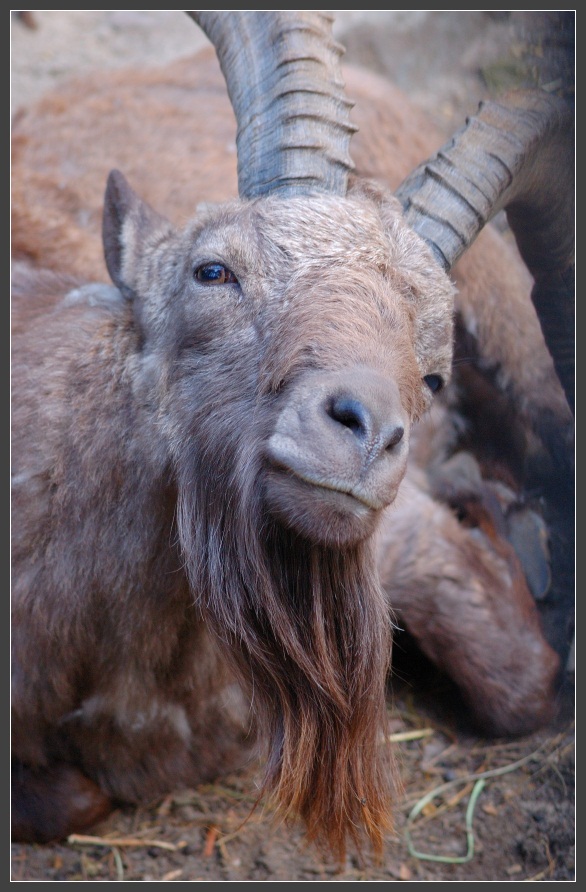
11 11 574 859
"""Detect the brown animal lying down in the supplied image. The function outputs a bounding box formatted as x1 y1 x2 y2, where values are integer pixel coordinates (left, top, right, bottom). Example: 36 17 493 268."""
11 12 572 859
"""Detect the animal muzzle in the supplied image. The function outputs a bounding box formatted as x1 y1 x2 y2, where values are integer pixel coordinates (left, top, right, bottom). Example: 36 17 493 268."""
264 366 409 545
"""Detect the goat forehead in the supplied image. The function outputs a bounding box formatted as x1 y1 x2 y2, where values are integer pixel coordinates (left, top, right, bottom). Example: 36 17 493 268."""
189 197 388 261
186 210 259 266
257 196 391 264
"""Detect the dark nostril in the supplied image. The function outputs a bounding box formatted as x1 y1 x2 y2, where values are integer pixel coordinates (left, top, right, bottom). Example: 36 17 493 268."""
385 425 404 450
327 395 369 438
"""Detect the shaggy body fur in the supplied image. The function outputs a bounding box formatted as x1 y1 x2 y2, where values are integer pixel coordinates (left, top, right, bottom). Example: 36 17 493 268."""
12 179 455 856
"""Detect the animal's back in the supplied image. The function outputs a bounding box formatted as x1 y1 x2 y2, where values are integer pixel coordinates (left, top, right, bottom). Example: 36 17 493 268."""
12 50 442 277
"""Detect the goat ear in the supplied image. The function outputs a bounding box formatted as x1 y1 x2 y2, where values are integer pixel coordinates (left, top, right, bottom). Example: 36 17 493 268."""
102 169 170 299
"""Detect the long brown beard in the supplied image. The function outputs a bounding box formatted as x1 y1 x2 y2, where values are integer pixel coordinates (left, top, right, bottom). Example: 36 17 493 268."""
177 429 398 861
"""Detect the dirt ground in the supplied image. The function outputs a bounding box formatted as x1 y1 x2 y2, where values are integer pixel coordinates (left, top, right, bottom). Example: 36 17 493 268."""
10 11 575 883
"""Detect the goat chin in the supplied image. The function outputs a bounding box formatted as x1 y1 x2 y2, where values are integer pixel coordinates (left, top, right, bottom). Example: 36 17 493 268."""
263 467 382 546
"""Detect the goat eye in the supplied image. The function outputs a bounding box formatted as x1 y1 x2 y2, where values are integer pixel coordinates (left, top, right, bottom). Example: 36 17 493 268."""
194 262 238 286
424 374 444 394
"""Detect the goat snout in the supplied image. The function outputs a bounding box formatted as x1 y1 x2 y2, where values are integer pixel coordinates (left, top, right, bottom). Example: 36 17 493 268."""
326 392 405 460
264 367 409 544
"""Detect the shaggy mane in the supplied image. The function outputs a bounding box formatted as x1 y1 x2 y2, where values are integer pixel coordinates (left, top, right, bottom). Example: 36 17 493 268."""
177 410 399 861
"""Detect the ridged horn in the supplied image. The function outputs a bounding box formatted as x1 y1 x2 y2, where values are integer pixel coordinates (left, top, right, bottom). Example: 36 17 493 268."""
395 90 574 412
187 11 357 199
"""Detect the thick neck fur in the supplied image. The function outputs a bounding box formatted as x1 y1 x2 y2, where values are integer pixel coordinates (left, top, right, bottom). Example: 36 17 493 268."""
176 406 397 861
